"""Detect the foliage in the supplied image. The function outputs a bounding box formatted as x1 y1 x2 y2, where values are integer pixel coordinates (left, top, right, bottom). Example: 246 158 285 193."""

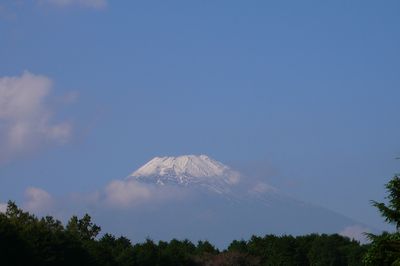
364 174 400 265
0 201 367 266
371 175 400 230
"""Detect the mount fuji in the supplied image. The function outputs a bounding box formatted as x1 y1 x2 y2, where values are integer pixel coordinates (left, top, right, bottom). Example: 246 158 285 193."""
127 155 241 194
99 155 368 247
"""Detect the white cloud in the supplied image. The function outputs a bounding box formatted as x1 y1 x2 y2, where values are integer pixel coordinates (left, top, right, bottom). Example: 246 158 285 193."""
249 182 278 194
61 91 79 104
104 180 153 207
103 179 187 208
227 172 241 185
39 0 107 9
23 187 54 213
0 202 7 213
0 71 72 163
15 180 185 215
339 224 371 244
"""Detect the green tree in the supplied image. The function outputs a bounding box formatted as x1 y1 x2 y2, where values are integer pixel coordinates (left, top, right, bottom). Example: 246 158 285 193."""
133 238 159 266
0 212 31 265
307 234 347 266
158 239 196 266
196 240 219 255
228 239 248 254
0 201 94 266
372 176 400 230
364 175 400 265
66 214 101 241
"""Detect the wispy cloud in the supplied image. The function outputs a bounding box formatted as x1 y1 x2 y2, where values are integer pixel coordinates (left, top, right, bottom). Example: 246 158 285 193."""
0 202 7 213
16 180 187 216
1 0 106 20
0 4 17 21
38 0 107 9
61 91 79 104
103 179 187 208
104 180 152 207
23 187 55 214
249 182 278 194
339 224 371 244
0 71 73 163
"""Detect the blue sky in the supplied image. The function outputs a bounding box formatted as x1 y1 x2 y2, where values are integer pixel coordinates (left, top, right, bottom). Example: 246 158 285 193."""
1 0 400 232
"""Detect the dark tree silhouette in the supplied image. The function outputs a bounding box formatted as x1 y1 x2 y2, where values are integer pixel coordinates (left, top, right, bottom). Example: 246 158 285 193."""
364 174 400 265
0 201 367 266
372 175 400 230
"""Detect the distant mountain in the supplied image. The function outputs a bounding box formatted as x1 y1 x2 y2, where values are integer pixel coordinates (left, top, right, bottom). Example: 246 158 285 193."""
98 155 368 247
127 155 240 194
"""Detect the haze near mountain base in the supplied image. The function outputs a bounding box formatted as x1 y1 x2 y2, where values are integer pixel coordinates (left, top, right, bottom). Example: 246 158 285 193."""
99 155 368 247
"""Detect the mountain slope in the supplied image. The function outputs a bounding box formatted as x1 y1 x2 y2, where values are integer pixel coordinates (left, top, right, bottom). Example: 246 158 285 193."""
100 155 368 247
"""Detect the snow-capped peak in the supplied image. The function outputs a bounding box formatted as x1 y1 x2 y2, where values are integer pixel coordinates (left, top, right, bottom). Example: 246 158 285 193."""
127 155 240 192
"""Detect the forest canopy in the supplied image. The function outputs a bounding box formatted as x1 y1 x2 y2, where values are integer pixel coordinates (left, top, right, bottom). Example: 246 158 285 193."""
0 201 367 266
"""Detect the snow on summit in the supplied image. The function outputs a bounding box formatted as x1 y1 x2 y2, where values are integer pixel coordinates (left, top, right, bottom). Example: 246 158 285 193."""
128 155 241 192
132 155 230 178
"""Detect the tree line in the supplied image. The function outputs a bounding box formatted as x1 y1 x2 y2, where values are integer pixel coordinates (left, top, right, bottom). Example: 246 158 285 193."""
0 202 365 266
1 174 399 265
